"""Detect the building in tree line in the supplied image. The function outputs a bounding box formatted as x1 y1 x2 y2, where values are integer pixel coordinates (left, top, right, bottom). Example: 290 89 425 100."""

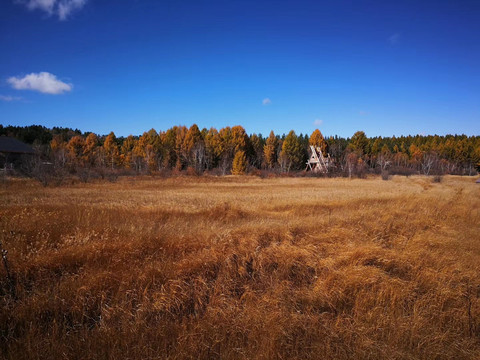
306 145 330 173
0 136 35 170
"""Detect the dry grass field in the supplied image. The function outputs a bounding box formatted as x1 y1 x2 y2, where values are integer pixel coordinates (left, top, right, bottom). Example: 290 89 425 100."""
1 175 479 359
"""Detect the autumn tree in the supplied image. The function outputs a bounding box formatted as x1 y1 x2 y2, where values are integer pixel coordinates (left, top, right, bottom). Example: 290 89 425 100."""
129 130 161 173
83 133 99 167
370 137 382 155
204 127 221 170
377 144 391 172
216 126 247 171
175 126 188 170
120 135 136 169
248 134 264 168
148 129 163 171
409 144 423 170
345 152 358 178
474 140 480 171
392 144 409 168
279 130 303 172
232 150 247 175
216 127 233 174
263 131 278 169
184 124 205 172
161 127 178 169
231 125 249 154
349 131 369 157
103 132 120 169
67 135 86 168
50 135 68 169
184 124 202 155
309 129 327 154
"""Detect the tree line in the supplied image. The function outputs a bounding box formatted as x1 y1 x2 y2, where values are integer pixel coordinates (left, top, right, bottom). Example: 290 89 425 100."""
1 124 479 181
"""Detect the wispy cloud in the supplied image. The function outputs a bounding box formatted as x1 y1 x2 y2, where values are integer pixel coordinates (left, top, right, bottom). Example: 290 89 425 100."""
313 119 323 126
262 98 271 105
24 0 56 13
16 0 87 20
8 72 72 94
0 95 23 102
58 0 87 20
388 33 401 45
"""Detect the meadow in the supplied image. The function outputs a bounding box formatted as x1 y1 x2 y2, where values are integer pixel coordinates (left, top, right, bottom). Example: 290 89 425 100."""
1 175 479 359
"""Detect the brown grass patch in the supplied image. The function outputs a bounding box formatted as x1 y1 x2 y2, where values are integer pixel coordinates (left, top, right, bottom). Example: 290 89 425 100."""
1 175 479 359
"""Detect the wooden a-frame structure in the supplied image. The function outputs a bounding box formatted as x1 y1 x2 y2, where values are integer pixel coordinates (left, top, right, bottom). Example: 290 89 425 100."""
306 145 330 173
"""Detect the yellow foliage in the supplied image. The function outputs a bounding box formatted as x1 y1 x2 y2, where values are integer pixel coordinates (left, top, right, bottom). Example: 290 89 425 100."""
232 150 247 174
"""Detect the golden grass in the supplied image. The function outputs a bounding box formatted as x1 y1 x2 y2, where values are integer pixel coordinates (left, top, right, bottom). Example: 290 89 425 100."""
1 175 479 359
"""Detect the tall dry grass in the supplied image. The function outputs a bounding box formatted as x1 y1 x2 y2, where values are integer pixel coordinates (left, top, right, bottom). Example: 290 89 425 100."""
0 175 479 359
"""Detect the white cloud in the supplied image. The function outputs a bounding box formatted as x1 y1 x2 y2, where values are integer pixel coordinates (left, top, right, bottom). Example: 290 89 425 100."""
17 0 87 20
262 98 271 105
26 0 56 13
7 72 72 94
58 0 87 20
388 33 400 45
313 119 323 126
0 95 22 102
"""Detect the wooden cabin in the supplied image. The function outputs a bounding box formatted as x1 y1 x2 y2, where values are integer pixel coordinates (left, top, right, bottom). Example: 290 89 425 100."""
0 136 35 170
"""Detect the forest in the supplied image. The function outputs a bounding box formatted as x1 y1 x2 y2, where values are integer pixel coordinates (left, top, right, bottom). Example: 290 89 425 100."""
1 124 479 182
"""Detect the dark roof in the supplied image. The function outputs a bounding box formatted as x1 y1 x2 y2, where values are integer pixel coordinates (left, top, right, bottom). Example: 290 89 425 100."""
0 136 35 154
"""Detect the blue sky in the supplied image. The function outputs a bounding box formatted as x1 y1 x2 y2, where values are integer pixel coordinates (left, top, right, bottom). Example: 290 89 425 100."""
1 0 479 138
